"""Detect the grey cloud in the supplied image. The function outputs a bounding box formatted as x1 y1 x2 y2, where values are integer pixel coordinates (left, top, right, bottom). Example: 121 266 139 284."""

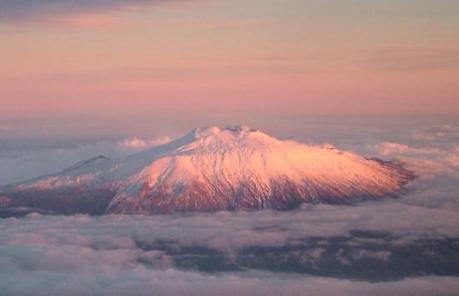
0 0 184 21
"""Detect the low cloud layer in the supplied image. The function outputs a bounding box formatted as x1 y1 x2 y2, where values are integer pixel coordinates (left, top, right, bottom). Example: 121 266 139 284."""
1 270 459 296
1 267 458 296
0 209 459 294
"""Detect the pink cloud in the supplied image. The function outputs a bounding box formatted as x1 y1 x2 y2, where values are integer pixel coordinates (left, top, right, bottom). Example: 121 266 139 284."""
51 14 116 28
376 142 441 156
119 136 172 149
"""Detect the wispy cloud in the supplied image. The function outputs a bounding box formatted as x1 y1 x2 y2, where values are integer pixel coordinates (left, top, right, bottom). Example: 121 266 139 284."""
119 136 172 149
0 0 189 24
355 48 459 72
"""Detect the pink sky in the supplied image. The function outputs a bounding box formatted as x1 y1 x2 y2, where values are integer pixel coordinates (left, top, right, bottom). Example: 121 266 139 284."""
0 0 458 128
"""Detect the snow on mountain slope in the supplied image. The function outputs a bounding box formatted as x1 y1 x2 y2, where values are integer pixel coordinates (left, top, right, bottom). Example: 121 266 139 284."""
0 126 414 216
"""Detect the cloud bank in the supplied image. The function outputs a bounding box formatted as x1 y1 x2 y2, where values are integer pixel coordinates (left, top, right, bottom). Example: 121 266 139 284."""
0 207 459 294
1 267 458 296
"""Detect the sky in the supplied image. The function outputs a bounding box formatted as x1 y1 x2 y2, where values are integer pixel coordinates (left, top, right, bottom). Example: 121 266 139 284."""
0 0 459 139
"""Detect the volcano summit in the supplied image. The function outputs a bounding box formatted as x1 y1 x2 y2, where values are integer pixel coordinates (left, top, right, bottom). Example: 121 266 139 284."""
0 126 413 216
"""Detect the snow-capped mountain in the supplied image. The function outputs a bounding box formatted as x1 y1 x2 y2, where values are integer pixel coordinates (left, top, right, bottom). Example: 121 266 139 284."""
0 126 414 216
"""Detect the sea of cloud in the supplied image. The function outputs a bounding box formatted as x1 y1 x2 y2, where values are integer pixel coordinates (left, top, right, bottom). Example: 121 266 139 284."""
1 268 459 296
1 210 459 295
0 118 458 294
